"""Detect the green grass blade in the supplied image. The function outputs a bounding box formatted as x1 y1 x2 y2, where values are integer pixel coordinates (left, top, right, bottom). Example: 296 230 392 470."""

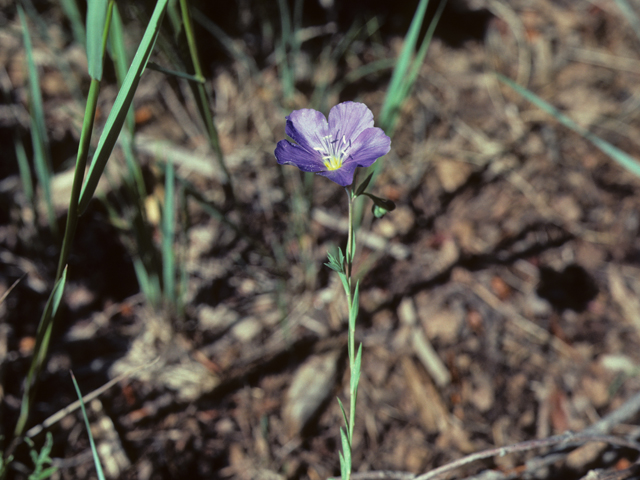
125 197 162 307
109 8 147 200
60 0 86 47
13 267 68 440
162 160 176 306
18 5 56 236
179 0 234 202
78 0 170 214
146 62 205 82
498 74 640 178
191 7 259 76
70 372 106 480
14 135 34 204
333 58 395 96
380 0 429 127
86 0 110 81
177 184 188 317
276 0 294 99
20 0 84 106
132 256 160 307
108 3 135 133
397 0 448 130
355 0 445 228
166 0 182 33
173 171 267 252
57 2 113 277
108 3 130 82
120 131 148 200
56 78 101 278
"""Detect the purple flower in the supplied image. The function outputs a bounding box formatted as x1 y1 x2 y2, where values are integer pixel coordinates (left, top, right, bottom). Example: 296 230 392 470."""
274 101 391 187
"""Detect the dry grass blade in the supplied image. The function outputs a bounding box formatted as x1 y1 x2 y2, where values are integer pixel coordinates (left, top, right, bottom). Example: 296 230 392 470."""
25 357 160 439
0 273 26 306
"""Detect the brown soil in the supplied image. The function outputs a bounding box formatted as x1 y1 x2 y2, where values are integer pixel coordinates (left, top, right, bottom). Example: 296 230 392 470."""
3 1 640 479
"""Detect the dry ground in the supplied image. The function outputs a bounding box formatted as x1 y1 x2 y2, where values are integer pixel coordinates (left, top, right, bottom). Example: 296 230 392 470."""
3 0 640 479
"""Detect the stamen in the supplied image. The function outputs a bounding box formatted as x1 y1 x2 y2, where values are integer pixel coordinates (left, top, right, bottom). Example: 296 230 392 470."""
314 133 350 171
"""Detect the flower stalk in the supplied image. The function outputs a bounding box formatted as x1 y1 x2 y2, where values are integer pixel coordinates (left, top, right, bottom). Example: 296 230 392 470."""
275 101 394 480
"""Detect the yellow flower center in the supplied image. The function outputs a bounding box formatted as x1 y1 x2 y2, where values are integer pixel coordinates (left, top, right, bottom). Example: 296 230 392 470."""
324 155 343 171
315 134 349 171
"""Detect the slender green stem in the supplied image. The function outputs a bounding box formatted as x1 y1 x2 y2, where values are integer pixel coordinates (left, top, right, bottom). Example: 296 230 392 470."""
345 187 354 281
347 311 356 447
342 186 360 480
178 0 234 203
101 1 114 60
56 78 100 278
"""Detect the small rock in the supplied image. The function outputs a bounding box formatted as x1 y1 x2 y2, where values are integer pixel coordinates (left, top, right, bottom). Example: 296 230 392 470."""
435 158 474 192
423 308 463 345
282 350 340 437
566 442 607 471
231 317 262 342
198 305 239 331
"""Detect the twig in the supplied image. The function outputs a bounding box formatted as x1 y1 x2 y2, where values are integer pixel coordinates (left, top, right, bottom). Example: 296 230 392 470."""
0 273 27 306
584 380 640 436
337 430 640 480
331 472 415 480
524 388 640 474
25 356 160 438
415 431 569 480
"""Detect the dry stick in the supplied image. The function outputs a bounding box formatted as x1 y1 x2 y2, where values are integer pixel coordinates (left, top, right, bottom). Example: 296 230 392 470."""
414 432 640 480
340 431 640 480
0 273 27 306
24 357 160 439
585 388 640 435
338 473 414 480
524 387 640 474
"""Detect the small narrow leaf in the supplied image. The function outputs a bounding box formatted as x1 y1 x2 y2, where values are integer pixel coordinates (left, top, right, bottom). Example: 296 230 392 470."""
339 451 348 480
337 397 349 430
363 193 396 214
325 249 345 273
324 261 343 273
146 62 205 82
338 272 350 299
349 281 360 332
50 266 67 319
340 426 351 463
355 172 374 196
351 343 363 394
14 267 68 438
